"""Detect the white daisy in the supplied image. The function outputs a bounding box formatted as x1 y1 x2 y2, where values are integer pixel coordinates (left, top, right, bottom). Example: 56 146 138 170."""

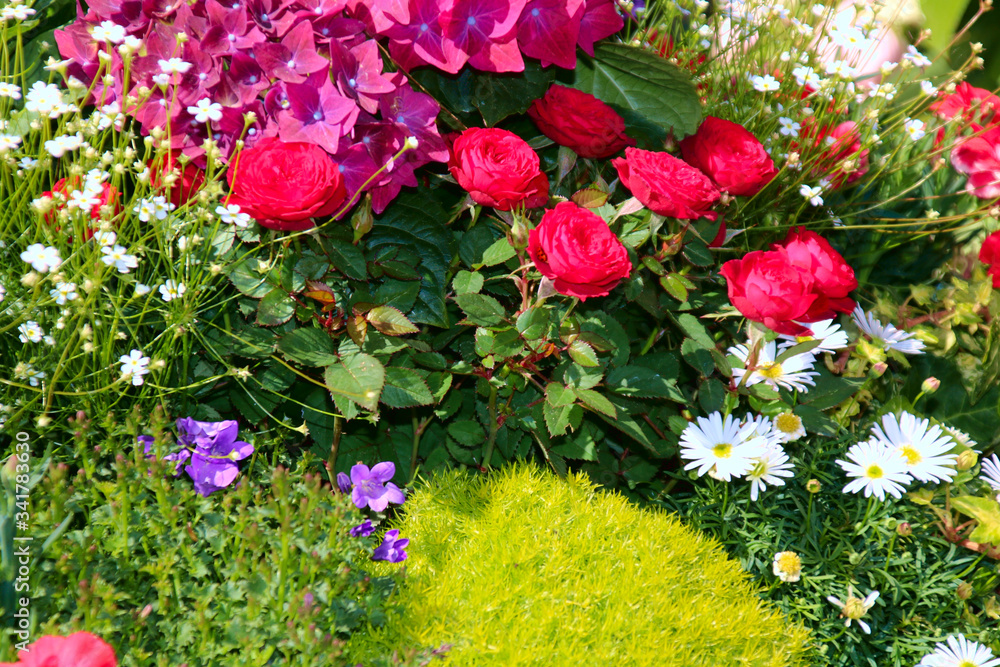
18 321 44 344
838 439 912 500
852 305 926 355
101 245 139 274
980 454 1000 492
871 412 958 484
159 280 186 302
679 412 769 482
747 443 795 501
942 425 977 451
49 282 78 305
20 244 62 273
729 340 820 392
917 634 1000 667
772 551 802 583
119 349 151 386
777 319 850 354
827 586 879 634
771 412 806 442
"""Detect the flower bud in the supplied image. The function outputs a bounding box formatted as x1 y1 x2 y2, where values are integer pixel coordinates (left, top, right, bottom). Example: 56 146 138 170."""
956 449 978 471
957 581 973 600
896 522 912 537
871 361 888 377
806 479 822 494
921 377 940 394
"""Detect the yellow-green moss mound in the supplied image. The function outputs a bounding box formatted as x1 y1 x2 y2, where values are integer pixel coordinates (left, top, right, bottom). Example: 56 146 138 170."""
348 464 811 666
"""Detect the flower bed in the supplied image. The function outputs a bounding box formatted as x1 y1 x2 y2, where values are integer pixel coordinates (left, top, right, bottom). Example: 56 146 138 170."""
2 0 1000 663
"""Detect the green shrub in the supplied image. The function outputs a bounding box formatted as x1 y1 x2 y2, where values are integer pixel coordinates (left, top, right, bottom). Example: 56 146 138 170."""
349 463 812 666
5 433 429 667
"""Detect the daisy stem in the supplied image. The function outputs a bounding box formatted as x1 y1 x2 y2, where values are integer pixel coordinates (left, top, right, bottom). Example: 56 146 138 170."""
882 531 897 580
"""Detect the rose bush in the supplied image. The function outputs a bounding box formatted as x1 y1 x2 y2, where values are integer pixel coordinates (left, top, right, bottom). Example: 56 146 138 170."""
225 138 348 230
527 201 632 300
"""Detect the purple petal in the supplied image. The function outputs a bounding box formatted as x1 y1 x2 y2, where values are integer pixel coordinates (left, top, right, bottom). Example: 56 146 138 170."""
383 482 406 506
370 461 396 483
350 463 372 486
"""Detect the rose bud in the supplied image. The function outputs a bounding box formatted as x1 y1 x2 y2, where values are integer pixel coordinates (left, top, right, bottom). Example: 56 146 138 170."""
527 84 634 159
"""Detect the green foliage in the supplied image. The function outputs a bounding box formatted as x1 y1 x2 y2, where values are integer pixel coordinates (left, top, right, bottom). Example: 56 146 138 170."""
1 423 423 666
348 464 812 666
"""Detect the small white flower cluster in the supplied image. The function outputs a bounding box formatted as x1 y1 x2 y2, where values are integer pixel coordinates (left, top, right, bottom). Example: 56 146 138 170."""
679 411 800 500
65 168 111 216
134 196 175 222
25 81 77 120
839 412 966 500
1 1 36 21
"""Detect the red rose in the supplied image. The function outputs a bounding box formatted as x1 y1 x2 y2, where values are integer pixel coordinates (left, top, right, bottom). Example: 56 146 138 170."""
528 201 631 300
772 228 857 321
980 230 1000 288
950 125 1000 200
527 85 633 159
150 150 206 207
612 147 719 220
0 632 117 667
721 229 856 335
226 138 348 231
679 116 777 196
720 249 818 336
40 176 121 240
448 128 549 211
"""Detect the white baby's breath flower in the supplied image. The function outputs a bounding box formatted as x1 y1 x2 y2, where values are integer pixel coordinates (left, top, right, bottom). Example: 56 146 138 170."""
187 98 223 123
50 282 79 305
25 81 65 118
920 80 938 96
215 204 251 228
119 349 151 386
799 184 824 206
20 244 62 273
904 119 926 141
100 245 139 274
18 321 44 344
93 230 117 247
44 134 84 158
904 45 932 69
0 134 22 153
751 74 780 92
778 116 801 137
0 83 21 99
158 57 192 74
134 283 152 297
92 20 127 44
133 196 174 222
159 280 186 302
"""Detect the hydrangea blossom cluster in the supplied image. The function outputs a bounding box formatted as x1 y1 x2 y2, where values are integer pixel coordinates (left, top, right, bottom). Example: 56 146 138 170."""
56 0 460 213
141 418 254 496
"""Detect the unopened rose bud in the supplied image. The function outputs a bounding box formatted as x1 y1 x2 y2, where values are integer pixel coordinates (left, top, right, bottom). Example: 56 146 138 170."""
986 596 1000 620
956 449 978 471
896 522 912 537
871 361 888 377
957 581 973 600
806 479 822 494
921 377 940 393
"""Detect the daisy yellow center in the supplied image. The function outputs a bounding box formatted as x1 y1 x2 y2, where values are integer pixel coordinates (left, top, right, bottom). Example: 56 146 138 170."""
758 361 784 379
866 464 884 479
899 444 922 465
958 661 977 667
776 552 801 574
750 460 767 476
774 413 802 434
712 443 733 459
794 335 814 343
843 596 867 620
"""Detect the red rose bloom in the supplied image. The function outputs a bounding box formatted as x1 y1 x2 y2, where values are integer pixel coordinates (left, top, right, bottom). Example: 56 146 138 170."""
527 85 633 159
721 229 857 335
679 116 777 196
612 147 720 220
950 125 1000 200
528 201 631 300
150 150 206 207
0 632 116 667
772 228 857 321
448 128 549 211
720 249 818 336
979 230 1000 288
226 138 348 231
40 177 121 240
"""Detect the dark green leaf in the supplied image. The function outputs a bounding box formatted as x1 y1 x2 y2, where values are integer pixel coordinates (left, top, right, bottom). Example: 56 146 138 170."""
380 367 435 408
366 306 420 336
455 293 507 327
324 353 385 412
277 328 338 367
256 289 295 327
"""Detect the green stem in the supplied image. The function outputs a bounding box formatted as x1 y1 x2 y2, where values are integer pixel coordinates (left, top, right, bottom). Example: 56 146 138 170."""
409 413 430 482
326 416 343 484
482 385 499 468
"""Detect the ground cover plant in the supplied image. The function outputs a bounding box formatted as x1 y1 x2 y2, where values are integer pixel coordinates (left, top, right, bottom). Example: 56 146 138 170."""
2 0 1000 663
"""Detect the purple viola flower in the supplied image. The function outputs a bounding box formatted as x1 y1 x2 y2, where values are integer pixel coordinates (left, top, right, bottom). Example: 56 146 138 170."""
254 20 329 84
349 461 405 512
277 68 359 154
350 519 375 537
175 418 255 497
372 529 408 563
336 471 352 493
